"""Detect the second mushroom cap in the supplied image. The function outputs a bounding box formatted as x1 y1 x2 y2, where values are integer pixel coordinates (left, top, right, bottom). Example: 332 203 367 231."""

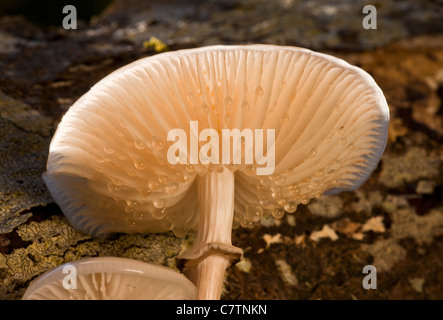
22 257 197 300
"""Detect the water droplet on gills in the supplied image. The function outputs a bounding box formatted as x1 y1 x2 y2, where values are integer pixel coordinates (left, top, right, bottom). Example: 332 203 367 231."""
284 201 297 213
309 149 317 158
245 205 263 222
125 218 136 227
124 207 134 214
227 164 238 172
103 145 115 154
272 208 285 219
224 96 233 107
276 176 286 186
244 165 256 176
280 113 289 125
126 200 139 208
152 136 165 150
223 113 231 125
153 199 166 209
158 175 168 184
183 172 195 182
241 100 249 111
133 211 145 220
148 178 160 190
260 177 271 186
140 188 151 197
95 156 105 163
241 219 254 228
134 139 146 150
165 183 179 194
280 81 287 90
201 103 209 114
160 219 172 230
134 159 146 170
151 207 167 220
255 86 263 97
173 225 188 238
107 182 120 194
119 118 127 128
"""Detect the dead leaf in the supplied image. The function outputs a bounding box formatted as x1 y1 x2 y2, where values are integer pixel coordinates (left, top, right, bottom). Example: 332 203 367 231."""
362 216 386 233
310 225 339 242
262 233 283 248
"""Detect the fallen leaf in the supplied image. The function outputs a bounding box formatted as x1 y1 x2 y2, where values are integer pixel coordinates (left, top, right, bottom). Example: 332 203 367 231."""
408 278 425 293
275 259 298 286
262 233 283 248
331 218 361 235
310 225 339 242
294 234 306 247
362 216 386 233
235 258 252 273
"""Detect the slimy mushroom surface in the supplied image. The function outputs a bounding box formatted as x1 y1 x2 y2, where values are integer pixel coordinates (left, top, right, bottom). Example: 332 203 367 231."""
22 257 197 300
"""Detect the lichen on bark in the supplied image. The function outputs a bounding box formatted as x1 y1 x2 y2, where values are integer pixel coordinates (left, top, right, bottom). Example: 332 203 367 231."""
0 91 53 234
0 212 193 299
0 92 192 300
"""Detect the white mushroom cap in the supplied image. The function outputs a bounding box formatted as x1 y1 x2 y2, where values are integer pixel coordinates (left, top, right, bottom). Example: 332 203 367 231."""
22 257 197 300
44 45 389 236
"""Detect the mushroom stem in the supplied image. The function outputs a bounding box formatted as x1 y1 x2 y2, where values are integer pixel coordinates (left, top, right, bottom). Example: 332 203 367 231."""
178 169 242 300
186 254 231 300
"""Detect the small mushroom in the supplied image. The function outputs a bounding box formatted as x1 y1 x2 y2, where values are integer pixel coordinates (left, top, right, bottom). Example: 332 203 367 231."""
44 45 389 299
22 257 197 300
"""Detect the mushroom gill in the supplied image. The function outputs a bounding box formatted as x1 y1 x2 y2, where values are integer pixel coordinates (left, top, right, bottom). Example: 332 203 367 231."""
43 45 389 299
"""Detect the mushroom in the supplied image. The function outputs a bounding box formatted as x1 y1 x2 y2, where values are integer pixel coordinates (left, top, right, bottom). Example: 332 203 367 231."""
22 257 197 300
43 45 389 299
